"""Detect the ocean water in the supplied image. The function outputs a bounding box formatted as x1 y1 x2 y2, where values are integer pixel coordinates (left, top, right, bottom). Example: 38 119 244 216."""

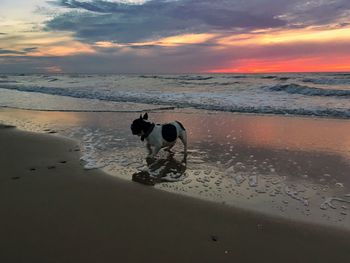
1 73 350 229
1 72 350 117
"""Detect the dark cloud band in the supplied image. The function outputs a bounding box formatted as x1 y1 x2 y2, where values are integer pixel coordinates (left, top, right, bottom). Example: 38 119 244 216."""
0 47 37 55
46 0 289 43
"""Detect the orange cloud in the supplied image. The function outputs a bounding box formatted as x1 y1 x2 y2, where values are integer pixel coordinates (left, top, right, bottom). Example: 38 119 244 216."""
30 41 95 57
208 25 350 73
0 32 95 57
95 33 216 48
217 26 350 47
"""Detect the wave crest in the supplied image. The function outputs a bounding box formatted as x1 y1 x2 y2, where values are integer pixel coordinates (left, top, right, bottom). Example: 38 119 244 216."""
302 77 350 85
265 84 350 97
139 75 214 81
1 84 350 119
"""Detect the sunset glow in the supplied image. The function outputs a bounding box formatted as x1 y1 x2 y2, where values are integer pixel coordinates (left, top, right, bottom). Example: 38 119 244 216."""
218 26 350 46
208 56 350 73
1 0 350 73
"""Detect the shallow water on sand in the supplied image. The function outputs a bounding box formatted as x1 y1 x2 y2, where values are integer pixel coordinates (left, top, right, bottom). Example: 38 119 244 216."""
1 107 350 229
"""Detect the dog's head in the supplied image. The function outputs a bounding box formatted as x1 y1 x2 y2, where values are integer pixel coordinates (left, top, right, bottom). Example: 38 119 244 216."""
130 113 148 136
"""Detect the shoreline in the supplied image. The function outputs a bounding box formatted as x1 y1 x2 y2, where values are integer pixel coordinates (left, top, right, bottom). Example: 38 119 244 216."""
1 107 350 231
1 126 350 262
1 123 349 233
3 104 350 121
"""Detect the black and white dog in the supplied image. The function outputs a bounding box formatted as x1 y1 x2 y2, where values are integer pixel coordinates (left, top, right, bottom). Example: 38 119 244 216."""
131 113 187 158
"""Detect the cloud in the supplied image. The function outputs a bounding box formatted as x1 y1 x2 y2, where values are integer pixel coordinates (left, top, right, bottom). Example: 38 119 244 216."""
45 0 289 43
2 36 350 74
45 0 350 45
0 49 23 55
0 47 37 55
3 0 350 73
23 47 38 52
281 0 350 27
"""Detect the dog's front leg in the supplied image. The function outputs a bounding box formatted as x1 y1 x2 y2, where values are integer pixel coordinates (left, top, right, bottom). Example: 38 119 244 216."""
146 143 152 156
150 145 161 158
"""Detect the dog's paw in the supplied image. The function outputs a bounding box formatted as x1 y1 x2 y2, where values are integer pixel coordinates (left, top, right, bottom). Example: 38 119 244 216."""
146 156 156 165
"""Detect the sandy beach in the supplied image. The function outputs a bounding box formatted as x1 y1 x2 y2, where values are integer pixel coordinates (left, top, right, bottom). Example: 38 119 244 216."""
2 108 350 227
1 121 350 263
3 0 350 261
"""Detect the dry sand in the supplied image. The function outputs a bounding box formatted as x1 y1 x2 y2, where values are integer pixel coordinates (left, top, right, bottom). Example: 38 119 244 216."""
1 125 350 263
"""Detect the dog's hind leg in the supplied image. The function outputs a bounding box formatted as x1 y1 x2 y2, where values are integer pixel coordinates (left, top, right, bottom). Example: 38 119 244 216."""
164 143 175 153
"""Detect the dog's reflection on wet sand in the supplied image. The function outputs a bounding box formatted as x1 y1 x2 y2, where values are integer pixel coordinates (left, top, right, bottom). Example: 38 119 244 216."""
132 153 187 185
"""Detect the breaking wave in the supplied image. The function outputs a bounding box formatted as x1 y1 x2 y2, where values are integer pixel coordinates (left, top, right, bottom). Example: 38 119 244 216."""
139 75 214 81
2 84 350 118
265 83 350 97
302 77 350 85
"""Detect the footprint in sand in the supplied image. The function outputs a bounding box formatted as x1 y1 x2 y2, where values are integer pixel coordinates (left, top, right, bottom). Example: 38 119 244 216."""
47 165 56 169
11 176 20 180
69 147 80 152
210 235 218 242
59 160 67 164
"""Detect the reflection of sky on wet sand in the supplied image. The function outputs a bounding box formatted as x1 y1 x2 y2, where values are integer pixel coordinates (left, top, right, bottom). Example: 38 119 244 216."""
155 111 350 186
1 108 350 229
2 108 350 184
0 109 84 132
3 108 350 159
156 111 350 158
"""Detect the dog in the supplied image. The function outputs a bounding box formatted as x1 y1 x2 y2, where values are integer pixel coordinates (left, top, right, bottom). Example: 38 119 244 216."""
130 113 187 158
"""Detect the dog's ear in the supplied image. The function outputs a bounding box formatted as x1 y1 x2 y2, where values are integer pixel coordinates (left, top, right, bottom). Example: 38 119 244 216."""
139 114 143 119
143 113 148 120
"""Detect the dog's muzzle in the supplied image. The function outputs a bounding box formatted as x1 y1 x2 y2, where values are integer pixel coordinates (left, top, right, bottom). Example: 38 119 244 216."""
130 124 140 135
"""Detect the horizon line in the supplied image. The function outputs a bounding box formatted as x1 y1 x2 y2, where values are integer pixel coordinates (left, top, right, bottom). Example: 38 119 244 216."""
2 71 350 75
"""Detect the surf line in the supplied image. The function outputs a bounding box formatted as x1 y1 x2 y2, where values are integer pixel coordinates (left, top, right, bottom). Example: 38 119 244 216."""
0 105 176 113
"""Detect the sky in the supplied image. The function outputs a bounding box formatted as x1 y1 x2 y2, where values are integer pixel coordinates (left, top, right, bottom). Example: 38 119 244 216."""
1 0 350 73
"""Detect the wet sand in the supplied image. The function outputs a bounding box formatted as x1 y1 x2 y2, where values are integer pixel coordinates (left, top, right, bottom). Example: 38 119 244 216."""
2 108 350 228
1 125 350 262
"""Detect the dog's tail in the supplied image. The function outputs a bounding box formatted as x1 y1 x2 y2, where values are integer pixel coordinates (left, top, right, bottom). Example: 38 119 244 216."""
175 121 186 131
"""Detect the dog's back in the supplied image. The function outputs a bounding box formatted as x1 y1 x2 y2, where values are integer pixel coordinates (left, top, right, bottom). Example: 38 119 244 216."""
147 121 187 149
